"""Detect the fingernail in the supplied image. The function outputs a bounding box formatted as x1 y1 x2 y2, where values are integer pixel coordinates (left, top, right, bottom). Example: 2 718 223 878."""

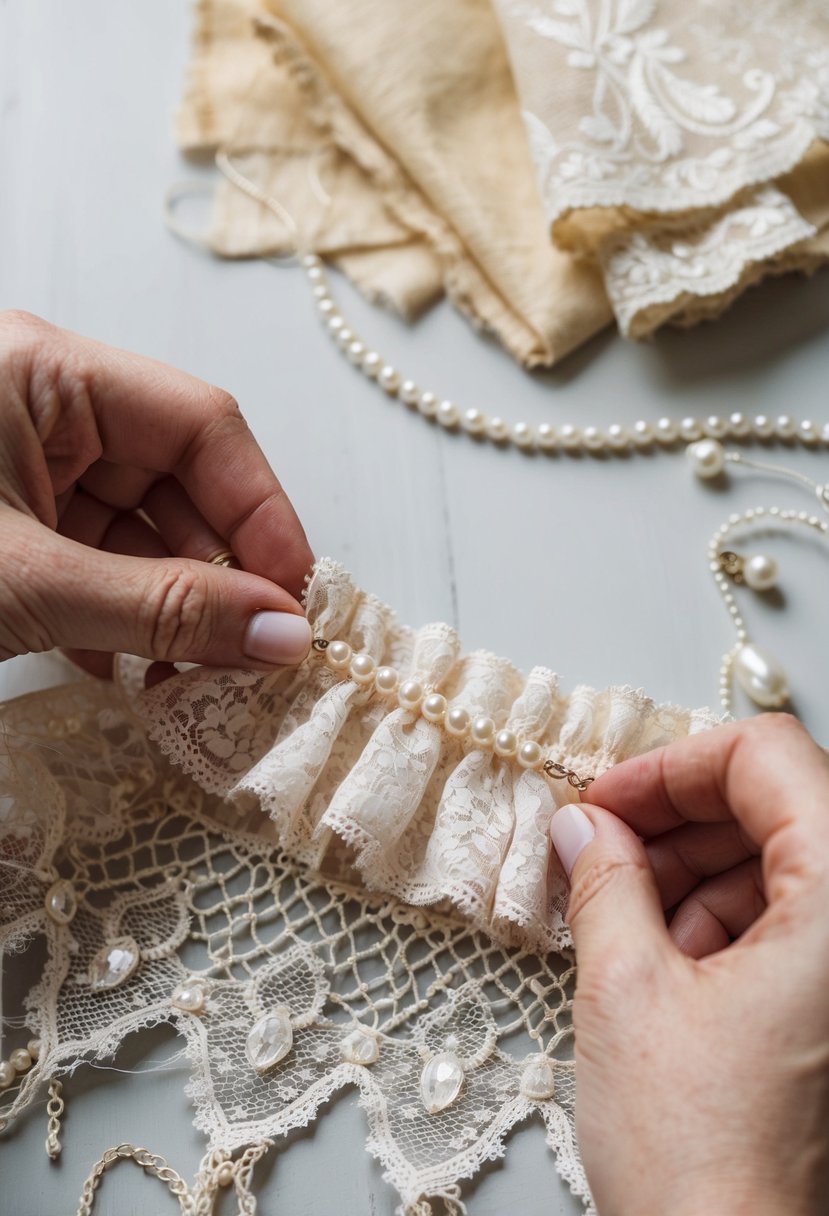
550 804 595 876
243 612 312 665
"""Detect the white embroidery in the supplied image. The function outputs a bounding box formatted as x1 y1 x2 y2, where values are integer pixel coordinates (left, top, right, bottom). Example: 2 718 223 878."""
496 0 829 332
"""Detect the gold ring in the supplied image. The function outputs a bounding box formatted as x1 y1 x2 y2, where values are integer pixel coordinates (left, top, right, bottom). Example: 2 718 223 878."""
206 548 235 568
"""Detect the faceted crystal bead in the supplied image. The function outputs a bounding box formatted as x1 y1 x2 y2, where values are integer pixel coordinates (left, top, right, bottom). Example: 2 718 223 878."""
45 879 77 925
520 1057 556 1101
341 1027 380 1066
89 936 141 991
420 1051 464 1114
171 980 207 1014
246 1007 293 1073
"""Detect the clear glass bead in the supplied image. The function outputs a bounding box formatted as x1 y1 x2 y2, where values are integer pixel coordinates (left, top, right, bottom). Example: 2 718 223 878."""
246 1008 294 1072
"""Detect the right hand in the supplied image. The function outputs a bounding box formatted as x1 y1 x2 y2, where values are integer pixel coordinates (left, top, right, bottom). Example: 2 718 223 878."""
550 714 829 1216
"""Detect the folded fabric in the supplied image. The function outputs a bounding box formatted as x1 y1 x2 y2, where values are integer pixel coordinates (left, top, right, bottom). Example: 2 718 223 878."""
494 0 829 337
177 0 829 366
124 557 721 953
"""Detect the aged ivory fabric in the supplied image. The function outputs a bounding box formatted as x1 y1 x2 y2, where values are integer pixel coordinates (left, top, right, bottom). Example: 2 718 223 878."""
0 560 720 1213
494 0 829 337
177 0 829 364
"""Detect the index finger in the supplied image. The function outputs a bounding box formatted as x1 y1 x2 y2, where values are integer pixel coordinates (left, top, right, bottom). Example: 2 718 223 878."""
43 322 314 598
586 714 829 853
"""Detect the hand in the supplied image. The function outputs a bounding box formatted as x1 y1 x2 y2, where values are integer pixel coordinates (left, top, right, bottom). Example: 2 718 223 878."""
550 714 829 1216
0 311 315 677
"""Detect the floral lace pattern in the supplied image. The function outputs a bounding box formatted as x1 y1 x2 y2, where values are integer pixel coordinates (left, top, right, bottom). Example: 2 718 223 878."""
127 558 721 955
495 0 829 332
0 561 721 1213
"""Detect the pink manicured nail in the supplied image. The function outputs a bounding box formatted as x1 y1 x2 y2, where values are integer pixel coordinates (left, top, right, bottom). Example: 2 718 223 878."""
550 804 595 876
243 612 311 665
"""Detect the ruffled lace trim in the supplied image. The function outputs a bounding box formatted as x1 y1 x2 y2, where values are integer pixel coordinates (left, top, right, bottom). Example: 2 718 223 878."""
123 557 722 953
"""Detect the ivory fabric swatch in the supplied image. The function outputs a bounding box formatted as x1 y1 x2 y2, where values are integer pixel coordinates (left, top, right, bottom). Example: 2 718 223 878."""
177 0 829 365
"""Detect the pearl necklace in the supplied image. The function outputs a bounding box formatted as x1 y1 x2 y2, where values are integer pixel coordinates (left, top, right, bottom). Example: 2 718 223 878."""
303 254 829 455
303 252 829 716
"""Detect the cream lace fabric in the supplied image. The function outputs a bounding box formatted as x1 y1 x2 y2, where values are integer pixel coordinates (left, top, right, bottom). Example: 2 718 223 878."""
178 0 829 365
495 0 829 337
0 560 721 1213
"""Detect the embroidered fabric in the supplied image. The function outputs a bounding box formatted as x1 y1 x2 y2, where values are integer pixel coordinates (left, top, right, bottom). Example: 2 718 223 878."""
178 0 829 364
0 561 721 1214
495 0 829 333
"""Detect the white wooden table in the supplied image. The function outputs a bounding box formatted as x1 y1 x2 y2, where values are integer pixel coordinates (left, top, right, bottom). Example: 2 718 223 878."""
2 3 828 1212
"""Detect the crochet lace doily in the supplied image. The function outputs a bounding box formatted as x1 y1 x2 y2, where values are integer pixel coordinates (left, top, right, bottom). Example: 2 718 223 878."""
0 560 721 1214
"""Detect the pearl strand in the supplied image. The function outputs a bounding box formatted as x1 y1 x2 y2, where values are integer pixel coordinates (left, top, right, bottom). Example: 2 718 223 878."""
708 506 828 712
0 1039 40 1090
313 639 593 790
305 255 829 455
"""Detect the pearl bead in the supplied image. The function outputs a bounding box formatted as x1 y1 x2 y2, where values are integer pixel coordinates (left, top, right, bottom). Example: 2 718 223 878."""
422 693 448 723
172 981 207 1014
217 1163 235 1188
687 438 725 479
799 419 818 444
486 416 510 442
517 740 543 769
607 424 629 449
326 640 352 670
733 643 789 708
494 729 518 758
582 426 605 451
537 423 558 451
350 653 377 685
336 326 354 349
418 391 438 418
10 1048 31 1073
378 366 401 394
305 258 323 276
400 380 420 406
362 351 382 378
27 1040 40 1062
375 666 399 694
743 553 778 592
312 283 329 301
729 411 751 437
655 417 678 444
679 417 703 442
347 340 366 364
632 421 653 447
513 422 536 449
703 415 728 439
560 424 581 450
821 422 829 444
470 716 495 746
445 706 470 737
0 1062 15 1089
398 679 424 711
317 298 335 316
327 315 345 335
462 407 487 435
775 413 795 438
437 400 459 428
753 414 774 438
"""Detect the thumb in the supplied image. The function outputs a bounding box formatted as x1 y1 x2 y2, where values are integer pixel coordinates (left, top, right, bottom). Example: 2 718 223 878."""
550 801 668 969
1 514 312 668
